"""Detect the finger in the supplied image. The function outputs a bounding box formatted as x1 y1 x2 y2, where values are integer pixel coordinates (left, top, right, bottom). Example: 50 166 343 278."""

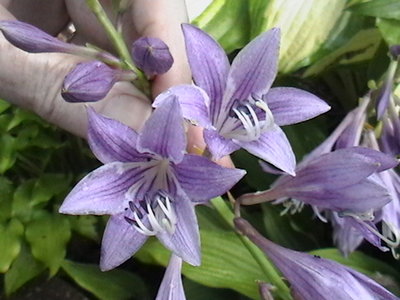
0 0 69 34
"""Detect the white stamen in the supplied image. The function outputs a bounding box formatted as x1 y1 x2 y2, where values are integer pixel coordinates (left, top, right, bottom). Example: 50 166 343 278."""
132 210 156 235
146 201 164 233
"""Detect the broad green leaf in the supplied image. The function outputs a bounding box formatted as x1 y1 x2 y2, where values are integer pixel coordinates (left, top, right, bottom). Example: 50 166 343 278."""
137 230 268 299
12 179 35 222
69 215 99 241
348 0 400 20
310 249 400 294
0 98 11 114
25 214 71 276
249 0 271 39
0 218 24 273
193 0 250 53
184 278 246 300
260 0 347 73
377 18 400 46
31 173 71 206
7 108 43 131
4 244 45 296
62 260 148 300
0 134 17 173
304 28 381 77
0 176 13 222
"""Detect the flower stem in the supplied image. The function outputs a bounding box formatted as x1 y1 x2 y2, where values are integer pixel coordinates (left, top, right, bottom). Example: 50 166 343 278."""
211 197 292 300
85 0 150 97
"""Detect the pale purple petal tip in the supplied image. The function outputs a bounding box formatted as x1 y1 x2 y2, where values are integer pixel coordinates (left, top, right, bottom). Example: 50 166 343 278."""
62 61 121 103
155 255 186 300
132 37 174 76
100 213 148 271
0 20 72 53
264 87 331 126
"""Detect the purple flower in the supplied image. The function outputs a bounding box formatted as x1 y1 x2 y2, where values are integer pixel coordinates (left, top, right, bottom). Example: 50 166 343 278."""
235 217 399 300
156 255 186 300
62 61 136 102
239 147 397 214
0 20 115 62
157 24 330 175
131 37 174 77
59 94 245 270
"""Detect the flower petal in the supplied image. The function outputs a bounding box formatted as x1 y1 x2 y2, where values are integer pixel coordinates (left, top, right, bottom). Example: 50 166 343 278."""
138 96 186 163
349 147 399 172
153 85 212 129
223 28 280 108
157 191 200 266
238 125 296 176
203 128 241 160
155 255 186 300
182 24 229 122
59 162 149 215
174 154 246 203
87 107 149 164
100 213 148 271
264 87 330 126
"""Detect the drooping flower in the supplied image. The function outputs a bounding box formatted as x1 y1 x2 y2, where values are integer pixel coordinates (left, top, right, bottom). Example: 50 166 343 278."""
239 147 397 214
156 255 186 300
62 61 136 102
155 24 330 175
59 95 245 270
235 217 400 300
131 37 174 77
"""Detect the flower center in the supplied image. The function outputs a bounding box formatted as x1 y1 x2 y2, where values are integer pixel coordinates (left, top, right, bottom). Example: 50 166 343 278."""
125 190 177 236
224 95 275 142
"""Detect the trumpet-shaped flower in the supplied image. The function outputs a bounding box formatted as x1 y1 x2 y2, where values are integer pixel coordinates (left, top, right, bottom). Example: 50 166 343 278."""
235 217 399 300
157 24 330 175
59 95 245 270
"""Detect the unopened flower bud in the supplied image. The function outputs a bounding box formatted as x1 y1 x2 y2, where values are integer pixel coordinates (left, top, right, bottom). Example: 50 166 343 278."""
389 45 400 60
62 61 136 103
131 37 174 77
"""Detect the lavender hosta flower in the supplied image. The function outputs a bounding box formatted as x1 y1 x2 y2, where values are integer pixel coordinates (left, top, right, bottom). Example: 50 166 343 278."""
131 37 174 77
62 61 136 102
59 95 245 270
156 255 186 300
0 20 117 62
153 24 330 175
235 217 400 300
239 147 397 213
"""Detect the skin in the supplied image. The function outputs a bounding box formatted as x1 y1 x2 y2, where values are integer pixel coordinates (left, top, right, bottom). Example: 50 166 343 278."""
0 0 233 167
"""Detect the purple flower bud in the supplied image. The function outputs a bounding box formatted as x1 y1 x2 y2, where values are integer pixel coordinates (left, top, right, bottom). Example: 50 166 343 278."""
235 217 399 300
390 45 400 60
131 37 174 77
62 61 135 103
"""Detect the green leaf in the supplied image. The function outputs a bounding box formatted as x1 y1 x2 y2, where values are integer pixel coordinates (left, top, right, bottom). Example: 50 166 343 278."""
0 176 14 222
0 134 17 173
348 0 400 20
193 0 250 53
304 28 381 77
310 249 400 294
249 0 271 39
260 0 347 73
69 215 99 241
137 230 267 299
377 18 400 46
4 243 45 296
184 278 245 300
12 179 35 222
25 214 71 276
62 260 148 300
31 173 71 206
0 218 24 273
0 98 11 114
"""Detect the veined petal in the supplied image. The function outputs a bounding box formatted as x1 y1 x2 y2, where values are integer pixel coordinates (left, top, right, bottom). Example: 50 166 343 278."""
59 162 150 215
349 147 399 172
203 128 240 160
157 190 200 266
153 85 212 129
182 24 229 122
156 255 186 300
223 28 280 109
238 125 296 176
174 154 245 203
138 96 186 163
100 213 148 271
87 107 149 164
264 87 330 126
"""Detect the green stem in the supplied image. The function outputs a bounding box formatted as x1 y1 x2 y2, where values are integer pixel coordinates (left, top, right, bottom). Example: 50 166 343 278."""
86 0 150 97
211 197 292 300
